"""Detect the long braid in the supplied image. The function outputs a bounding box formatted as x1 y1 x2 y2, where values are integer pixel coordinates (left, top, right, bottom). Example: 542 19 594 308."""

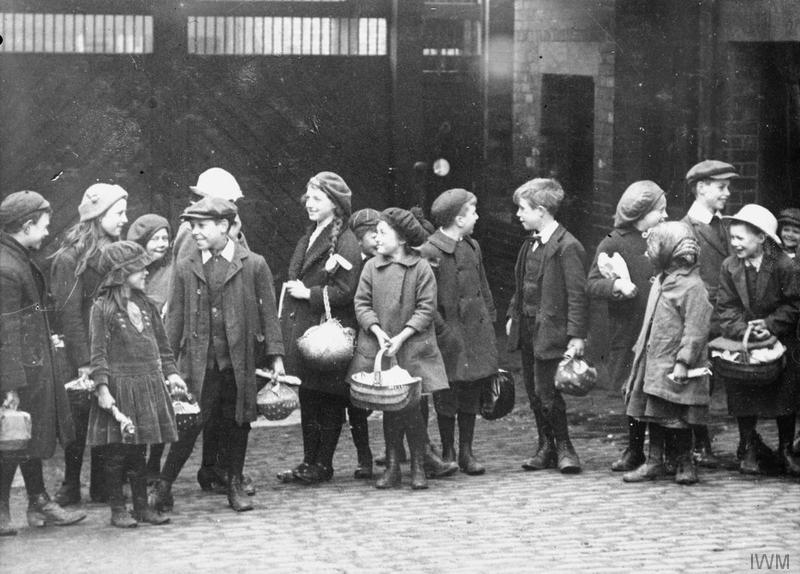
328 215 343 257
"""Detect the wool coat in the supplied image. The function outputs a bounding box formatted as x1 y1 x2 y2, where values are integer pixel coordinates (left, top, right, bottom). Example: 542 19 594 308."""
166 241 284 424
625 266 713 409
682 211 730 335
507 225 589 359
418 230 498 382
280 225 361 397
715 250 800 416
0 233 75 459
349 251 448 394
50 246 105 373
587 227 654 387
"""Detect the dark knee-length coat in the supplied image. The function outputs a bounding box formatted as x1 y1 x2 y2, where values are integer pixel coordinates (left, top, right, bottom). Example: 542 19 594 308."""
280 224 362 397
0 233 75 460
166 241 284 424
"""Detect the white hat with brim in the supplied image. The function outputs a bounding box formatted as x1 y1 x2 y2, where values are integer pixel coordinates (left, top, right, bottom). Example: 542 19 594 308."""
189 167 243 202
723 204 782 245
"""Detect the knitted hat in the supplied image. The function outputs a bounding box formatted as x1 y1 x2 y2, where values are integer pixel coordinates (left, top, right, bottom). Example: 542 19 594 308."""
98 241 152 288
723 204 781 245
190 168 243 202
127 214 171 246
646 221 699 271
430 188 476 228
381 207 429 247
613 180 666 228
79 183 128 222
0 190 50 227
308 172 352 218
180 196 238 222
777 208 800 230
685 160 738 184
349 208 381 239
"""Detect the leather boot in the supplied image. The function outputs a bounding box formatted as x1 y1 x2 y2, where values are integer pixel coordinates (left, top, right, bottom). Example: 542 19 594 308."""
776 415 800 476
457 413 485 476
437 415 457 463
26 492 86 528
197 466 227 493
674 454 698 485
781 445 800 476
623 428 666 483
89 446 108 503
691 425 721 469
151 479 174 513
375 429 408 466
376 414 401 489
611 417 646 471
53 480 81 507
297 425 340 485
522 437 557 471
0 500 15 536
422 444 458 479
349 407 373 479
0 461 18 536
131 476 170 525
550 407 581 474
227 474 253 512
105 448 136 528
406 410 429 491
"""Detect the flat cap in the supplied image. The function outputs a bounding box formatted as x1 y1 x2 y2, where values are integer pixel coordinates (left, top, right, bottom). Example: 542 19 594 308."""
777 208 800 229
349 208 381 237
430 188 476 228
685 160 738 184
0 190 51 226
180 196 238 221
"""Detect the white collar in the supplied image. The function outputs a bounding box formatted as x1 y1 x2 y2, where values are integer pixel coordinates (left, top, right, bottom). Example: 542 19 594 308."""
439 227 463 242
687 201 721 225
201 239 235 263
744 253 764 272
537 220 560 244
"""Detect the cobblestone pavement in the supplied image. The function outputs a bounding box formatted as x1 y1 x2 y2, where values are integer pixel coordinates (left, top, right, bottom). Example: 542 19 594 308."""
2 365 798 573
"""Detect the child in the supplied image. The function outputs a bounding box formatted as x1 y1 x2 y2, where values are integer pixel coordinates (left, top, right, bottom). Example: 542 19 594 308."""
587 181 667 472
777 208 800 259
506 179 588 474
349 208 450 490
346 208 382 479
623 222 712 485
87 241 185 527
716 205 800 476
419 188 498 476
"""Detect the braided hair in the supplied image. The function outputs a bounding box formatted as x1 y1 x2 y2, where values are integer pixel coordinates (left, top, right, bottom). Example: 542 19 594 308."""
328 214 344 258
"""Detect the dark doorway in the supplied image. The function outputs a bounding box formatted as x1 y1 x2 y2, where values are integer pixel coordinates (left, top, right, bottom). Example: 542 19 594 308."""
539 74 595 243
760 43 800 211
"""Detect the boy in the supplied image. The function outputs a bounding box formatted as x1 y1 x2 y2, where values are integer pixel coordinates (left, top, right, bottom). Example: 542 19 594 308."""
506 179 588 474
419 189 498 475
0 191 85 534
156 197 284 512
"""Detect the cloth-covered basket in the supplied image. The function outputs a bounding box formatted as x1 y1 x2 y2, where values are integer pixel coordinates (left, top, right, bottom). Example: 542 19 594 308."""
296 286 355 371
710 324 785 386
0 408 32 451
554 355 598 397
480 370 516 420
349 348 421 412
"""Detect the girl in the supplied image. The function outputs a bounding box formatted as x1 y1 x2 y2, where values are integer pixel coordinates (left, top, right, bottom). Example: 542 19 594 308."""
278 172 362 485
623 221 712 485
716 204 800 476
127 214 173 481
87 241 185 527
586 181 667 472
50 183 129 505
777 208 800 259
349 208 450 490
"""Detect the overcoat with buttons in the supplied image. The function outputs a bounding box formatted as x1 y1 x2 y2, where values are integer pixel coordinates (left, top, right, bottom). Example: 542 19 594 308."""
418 230 498 382
348 251 448 394
166 241 284 424
682 212 729 336
0 233 75 459
280 225 362 397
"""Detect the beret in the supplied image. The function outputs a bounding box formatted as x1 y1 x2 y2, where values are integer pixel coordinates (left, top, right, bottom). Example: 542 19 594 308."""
180 196 238 221
79 183 128 222
613 180 665 228
190 168 243 202
685 160 738 184
308 172 352 218
777 208 800 229
430 188 476 228
381 207 429 247
0 190 50 226
127 214 171 245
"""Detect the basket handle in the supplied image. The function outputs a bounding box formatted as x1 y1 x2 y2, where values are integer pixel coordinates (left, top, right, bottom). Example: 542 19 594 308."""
372 346 399 386
742 323 752 362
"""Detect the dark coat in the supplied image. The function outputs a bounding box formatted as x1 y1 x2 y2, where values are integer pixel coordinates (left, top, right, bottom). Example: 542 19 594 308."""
587 227 654 386
0 233 75 459
166 241 284 424
715 250 800 416
418 230 498 382
625 266 713 407
50 245 105 374
280 225 362 396
682 211 730 335
349 252 448 394
507 225 589 360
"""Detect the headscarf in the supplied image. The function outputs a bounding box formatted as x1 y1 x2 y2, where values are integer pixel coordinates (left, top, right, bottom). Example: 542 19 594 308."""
645 221 699 271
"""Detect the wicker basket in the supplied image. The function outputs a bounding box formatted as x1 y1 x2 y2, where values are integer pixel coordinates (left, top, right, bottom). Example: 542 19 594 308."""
710 324 785 386
349 348 421 412
172 393 202 436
